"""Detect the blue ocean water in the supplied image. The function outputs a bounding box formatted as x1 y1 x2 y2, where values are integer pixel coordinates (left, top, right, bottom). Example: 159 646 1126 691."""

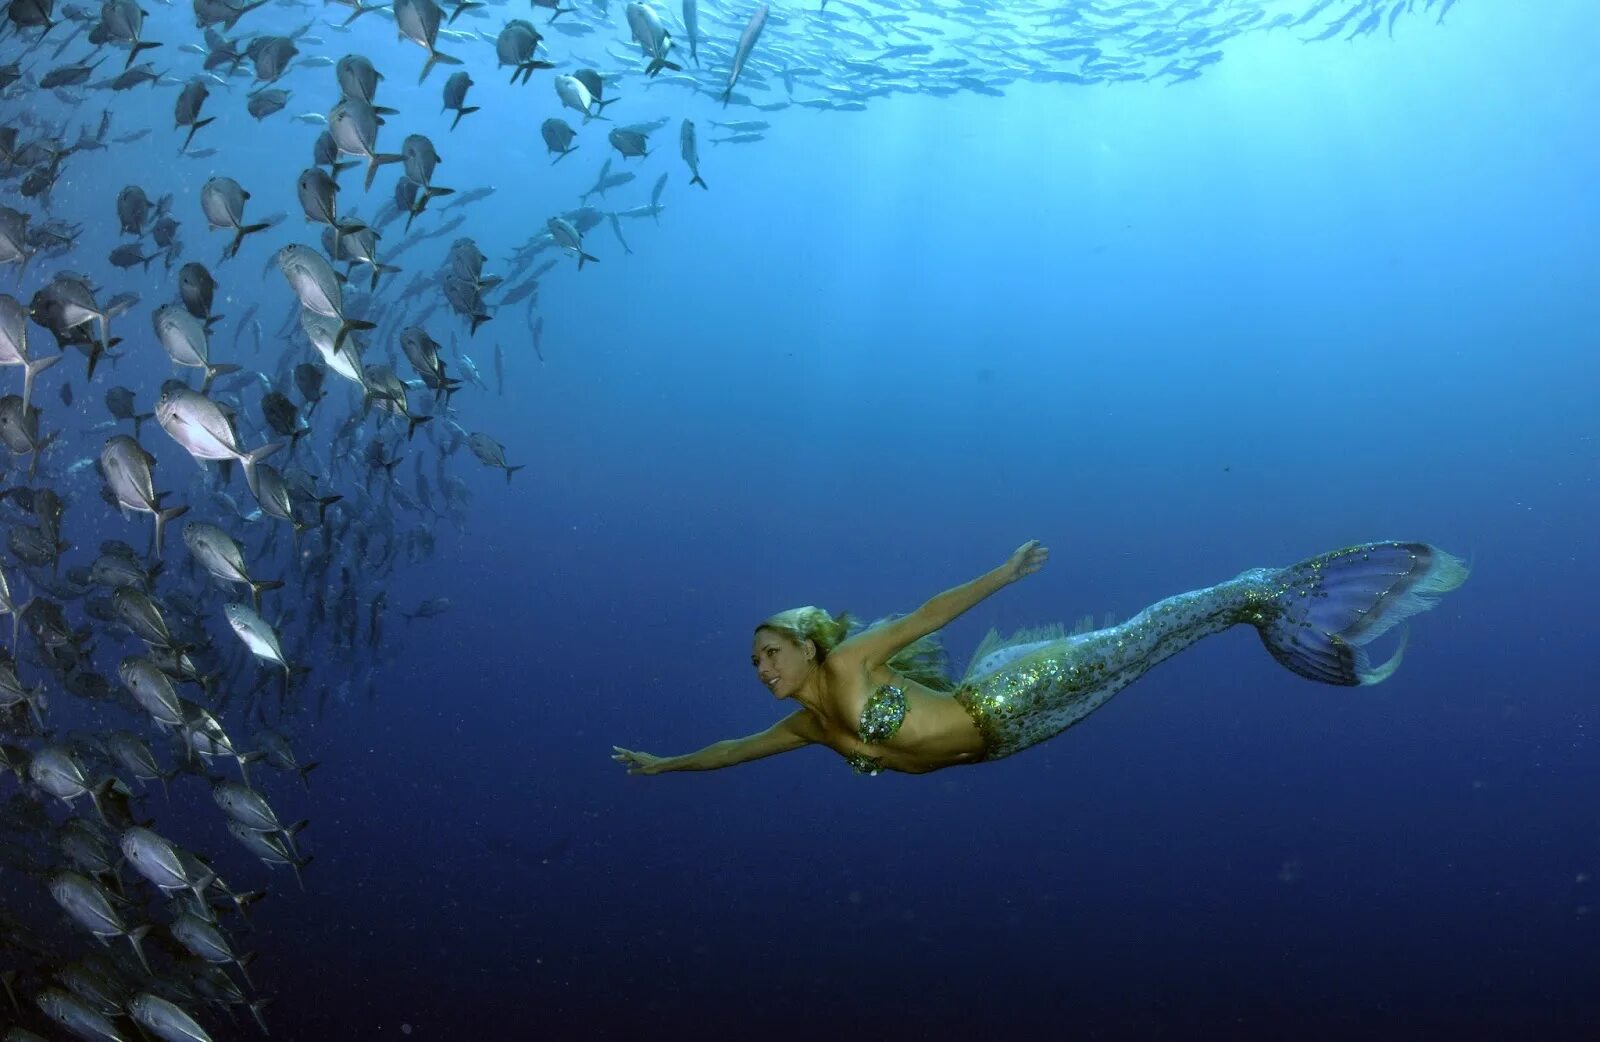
0 0 1596 1038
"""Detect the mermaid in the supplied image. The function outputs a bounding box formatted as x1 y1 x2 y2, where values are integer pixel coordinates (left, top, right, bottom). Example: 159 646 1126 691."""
611 540 1469 776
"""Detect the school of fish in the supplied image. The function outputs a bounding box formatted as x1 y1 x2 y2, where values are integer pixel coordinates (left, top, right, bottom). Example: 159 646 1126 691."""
0 0 1462 1037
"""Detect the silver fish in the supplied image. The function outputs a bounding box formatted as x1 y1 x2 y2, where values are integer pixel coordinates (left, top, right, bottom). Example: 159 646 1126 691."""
680 119 706 189
100 435 187 555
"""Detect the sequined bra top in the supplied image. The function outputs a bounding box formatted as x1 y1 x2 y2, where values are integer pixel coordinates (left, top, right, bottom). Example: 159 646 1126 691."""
845 682 908 776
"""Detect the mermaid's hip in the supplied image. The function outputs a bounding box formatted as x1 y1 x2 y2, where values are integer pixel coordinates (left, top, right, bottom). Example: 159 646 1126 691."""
953 641 1132 761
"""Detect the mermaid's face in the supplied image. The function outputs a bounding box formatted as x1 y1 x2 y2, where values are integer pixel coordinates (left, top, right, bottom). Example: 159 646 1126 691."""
751 627 812 699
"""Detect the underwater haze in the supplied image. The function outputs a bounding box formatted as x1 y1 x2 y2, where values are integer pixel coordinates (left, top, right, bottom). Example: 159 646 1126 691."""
0 0 1596 1039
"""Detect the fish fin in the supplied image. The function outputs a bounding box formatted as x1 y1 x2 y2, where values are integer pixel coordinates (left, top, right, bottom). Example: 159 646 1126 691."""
153 502 188 558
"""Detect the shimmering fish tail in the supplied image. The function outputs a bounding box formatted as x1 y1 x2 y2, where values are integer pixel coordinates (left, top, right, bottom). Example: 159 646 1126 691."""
151 500 187 559
19 352 61 413
362 151 404 192
419 48 463 86
125 39 161 70
445 0 483 25
225 220 269 261
1249 541 1469 686
180 116 214 154
240 441 283 499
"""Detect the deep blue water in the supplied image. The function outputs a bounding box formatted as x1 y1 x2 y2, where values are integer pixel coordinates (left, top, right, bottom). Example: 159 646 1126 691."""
1 0 1598 1038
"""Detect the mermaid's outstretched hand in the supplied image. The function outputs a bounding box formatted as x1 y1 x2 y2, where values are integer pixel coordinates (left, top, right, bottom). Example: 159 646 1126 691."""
1001 540 1049 584
612 746 669 775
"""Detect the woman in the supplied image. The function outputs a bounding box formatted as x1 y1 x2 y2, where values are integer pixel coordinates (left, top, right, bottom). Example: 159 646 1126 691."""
612 540 1468 776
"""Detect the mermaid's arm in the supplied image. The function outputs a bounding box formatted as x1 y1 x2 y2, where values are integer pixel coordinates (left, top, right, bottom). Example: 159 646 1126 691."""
835 565 1011 671
629 711 819 773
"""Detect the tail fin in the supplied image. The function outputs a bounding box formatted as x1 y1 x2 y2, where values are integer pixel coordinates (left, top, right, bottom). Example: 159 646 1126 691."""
333 316 376 354
227 222 269 260
250 578 285 612
363 152 404 192
420 49 463 86
450 105 479 131
181 116 214 153
126 924 153 974
446 0 484 24
1252 541 1469 686
240 441 283 494
20 353 61 412
201 361 240 394
153 502 188 558
127 40 161 69
341 1 383 25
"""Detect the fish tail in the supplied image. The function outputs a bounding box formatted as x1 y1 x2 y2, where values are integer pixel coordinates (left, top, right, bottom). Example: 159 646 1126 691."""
284 819 310 863
127 40 161 69
578 250 599 269
241 441 284 496
1249 541 1470 686
363 152 403 192
228 221 269 260
236 952 256 990
181 115 213 153
152 502 188 558
450 105 479 131
201 361 241 395
691 173 707 190
334 316 376 355
504 464 524 484
250 579 286 613
19 352 61 412
25 686 45 730
420 49 462 86
126 924 153 974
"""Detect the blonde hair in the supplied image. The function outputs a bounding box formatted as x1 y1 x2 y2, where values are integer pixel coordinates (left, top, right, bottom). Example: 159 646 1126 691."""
755 606 956 692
